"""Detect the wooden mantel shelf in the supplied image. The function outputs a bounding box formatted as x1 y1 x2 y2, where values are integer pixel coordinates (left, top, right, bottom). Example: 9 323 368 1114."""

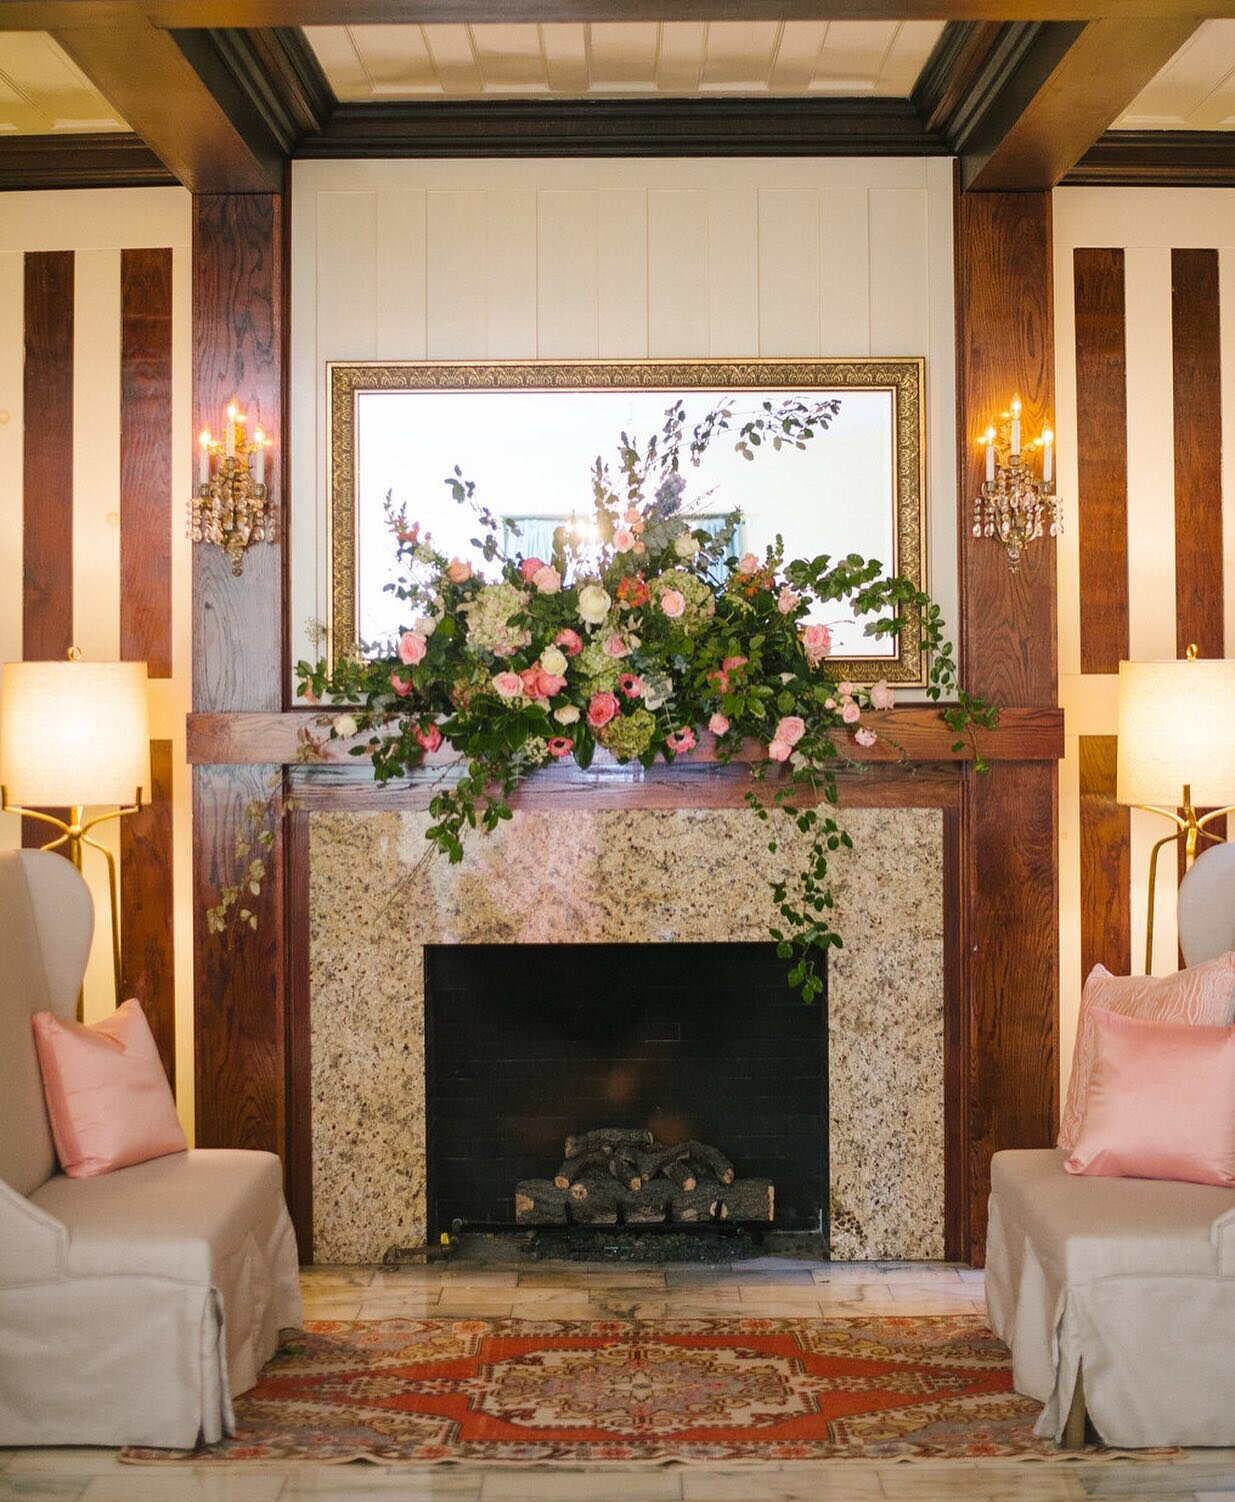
186 704 1063 767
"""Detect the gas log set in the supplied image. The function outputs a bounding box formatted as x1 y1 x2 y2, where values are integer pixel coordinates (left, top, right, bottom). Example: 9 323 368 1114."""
515 1128 774 1226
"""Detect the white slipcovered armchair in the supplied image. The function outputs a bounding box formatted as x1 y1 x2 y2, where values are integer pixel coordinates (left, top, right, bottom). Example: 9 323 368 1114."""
0 849 302 1448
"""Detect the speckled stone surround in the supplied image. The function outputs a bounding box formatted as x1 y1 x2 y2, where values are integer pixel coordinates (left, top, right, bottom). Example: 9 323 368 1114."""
309 807 944 1263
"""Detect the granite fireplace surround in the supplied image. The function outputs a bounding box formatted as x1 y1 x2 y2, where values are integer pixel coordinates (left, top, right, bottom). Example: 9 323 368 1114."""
309 807 944 1264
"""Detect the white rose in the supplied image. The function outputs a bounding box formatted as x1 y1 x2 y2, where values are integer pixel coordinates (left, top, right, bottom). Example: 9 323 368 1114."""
674 531 700 559
577 582 612 627
333 713 358 738
555 705 581 725
541 645 568 676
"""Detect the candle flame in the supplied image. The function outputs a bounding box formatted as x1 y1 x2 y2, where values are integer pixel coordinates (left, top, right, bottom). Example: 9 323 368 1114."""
1043 427 1054 444
199 429 211 448
226 401 238 421
1011 394 1022 417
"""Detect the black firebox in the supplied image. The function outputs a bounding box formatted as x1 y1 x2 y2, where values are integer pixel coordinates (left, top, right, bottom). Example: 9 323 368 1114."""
423 942 827 1237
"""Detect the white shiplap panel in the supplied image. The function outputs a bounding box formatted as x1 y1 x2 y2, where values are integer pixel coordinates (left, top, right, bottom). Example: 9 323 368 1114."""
426 190 487 357
536 191 598 358
819 189 870 355
648 189 709 358
72 249 121 664
317 191 379 360
422 26 484 95
769 22 828 93
757 189 821 357
598 188 648 358
375 190 427 359
707 187 759 357
1123 247 1176 663
541 25 588 93
486 190 538 358
868 188 929 357
699 20 781 91
0 252 21 856
655 23 706 93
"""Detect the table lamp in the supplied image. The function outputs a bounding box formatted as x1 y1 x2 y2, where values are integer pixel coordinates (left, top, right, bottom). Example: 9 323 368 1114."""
1117 646 1235 973
0 654 150 1002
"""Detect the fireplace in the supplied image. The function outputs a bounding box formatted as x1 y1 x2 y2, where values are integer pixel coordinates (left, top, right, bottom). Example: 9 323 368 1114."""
423 942 827 1239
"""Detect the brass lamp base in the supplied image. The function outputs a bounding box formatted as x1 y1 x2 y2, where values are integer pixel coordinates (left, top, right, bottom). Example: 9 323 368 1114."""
1 785 143 1003
1136 782 1233 974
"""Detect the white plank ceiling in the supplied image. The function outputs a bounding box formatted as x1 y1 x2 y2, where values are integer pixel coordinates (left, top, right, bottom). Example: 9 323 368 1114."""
0 32 126 133
1117 19 1235 130
305 21 947 101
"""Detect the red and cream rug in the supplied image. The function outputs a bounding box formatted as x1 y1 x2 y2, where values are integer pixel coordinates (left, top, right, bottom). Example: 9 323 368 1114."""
121 1315 1149 1465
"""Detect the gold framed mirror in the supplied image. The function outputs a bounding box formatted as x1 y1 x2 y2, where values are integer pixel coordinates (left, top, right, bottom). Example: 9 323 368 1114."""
328 358 926 683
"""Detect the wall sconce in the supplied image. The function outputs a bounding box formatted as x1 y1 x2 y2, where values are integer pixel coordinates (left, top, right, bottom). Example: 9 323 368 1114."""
973 394 1061 572
0 652 150 1004
1117 646 1235 972
190 399 274 576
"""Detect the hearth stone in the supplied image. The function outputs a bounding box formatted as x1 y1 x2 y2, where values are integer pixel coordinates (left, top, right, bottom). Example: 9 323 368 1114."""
309 807 943 1263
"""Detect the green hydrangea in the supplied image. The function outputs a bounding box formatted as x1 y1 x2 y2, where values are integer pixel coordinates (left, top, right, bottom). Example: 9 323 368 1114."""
575 640 622 693
462 582 531 658
599 707 657 761
650 567 715 631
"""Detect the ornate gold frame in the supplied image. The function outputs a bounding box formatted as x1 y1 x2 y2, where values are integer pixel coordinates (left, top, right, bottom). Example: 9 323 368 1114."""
328 358 927 683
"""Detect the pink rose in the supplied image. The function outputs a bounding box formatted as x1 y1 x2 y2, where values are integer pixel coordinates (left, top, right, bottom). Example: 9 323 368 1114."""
415 723 443 753
767 739 792 762
397 631 428 666
613 527 636 553
532 563 561 594
802 624 832 663
722 655 748 673
619 673 643 699
547 736 574 758
390 671 414 698
708 669 730 692
841 701 861 724
520 666 567 701
520 557 546 583
709 712 730 736
777 587 801 614
660 589 686 619
666 726 697 754
854 727 878 748
493 671 523 698
776 715 806 746
837 680 854 697
603 633 630 659
587 692 620 729
736 552 760 577
446 558 472 584
555 628 584 656
869 679 895 711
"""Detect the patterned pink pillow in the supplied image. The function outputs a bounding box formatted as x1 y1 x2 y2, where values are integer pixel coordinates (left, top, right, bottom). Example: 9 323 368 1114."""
1066 1008 1235 1186
1059 953 1235 1149
32 998 186 1177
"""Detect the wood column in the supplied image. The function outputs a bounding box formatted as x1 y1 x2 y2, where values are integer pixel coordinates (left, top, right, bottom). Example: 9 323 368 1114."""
955 188 1060 1264
191 197 293 1213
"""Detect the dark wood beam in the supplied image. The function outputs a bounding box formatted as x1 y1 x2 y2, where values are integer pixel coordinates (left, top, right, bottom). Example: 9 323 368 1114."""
1066 130 1235 187
0 133 175 190
958 16 1202 189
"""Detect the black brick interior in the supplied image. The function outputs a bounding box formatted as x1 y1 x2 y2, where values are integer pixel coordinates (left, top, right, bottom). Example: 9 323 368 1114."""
423 942 827 1236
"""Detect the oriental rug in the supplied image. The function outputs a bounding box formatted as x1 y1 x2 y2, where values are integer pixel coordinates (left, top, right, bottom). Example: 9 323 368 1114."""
120 1315 1159 1465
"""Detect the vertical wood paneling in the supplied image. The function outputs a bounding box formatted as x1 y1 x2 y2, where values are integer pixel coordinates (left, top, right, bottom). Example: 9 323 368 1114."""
819 188 870 355
192 194 287 1159
757 189 820 356
536 190 598 358
598 188 647 358
956 190 1058 1263
0 252 24 856
869 188 929 357
120 738 175 1081
22 250 74 850
1172 247 1224 661
120 247 173 678
486 190 537 358
426 191 486 358
1220 247 1235 658
648 189 708 358
1079 734 1130 983
375 190 426 361
1074 248 1129 676
706 187 758 356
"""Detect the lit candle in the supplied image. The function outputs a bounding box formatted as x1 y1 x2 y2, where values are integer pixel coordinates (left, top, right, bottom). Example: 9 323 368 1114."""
254 428 265 488
984 426 996 483
1042 427 1053 486
1010 395 1022 457
198 429 211 487
225 400 237 459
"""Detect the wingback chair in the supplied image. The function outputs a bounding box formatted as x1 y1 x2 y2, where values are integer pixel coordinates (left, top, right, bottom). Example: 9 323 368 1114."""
0 848 302 1448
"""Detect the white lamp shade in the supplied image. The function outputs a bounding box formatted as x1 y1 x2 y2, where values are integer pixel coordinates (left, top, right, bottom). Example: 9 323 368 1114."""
1 660 150 807
1117 657 1235 808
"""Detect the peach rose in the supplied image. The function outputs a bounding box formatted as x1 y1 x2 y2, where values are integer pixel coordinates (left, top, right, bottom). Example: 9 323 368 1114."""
767 739 792 762
532 563 561 594
415 723 443 753
709 712 730 735
613 527 636 553
445 558 472 584
736 552 761 577
390 671 414 698
603 633 630 659
555 628 584 656
493 671 523 698
660 589 686 619
520 557 546 583
775 715 806 746
802 624 832 663
397 630 428 666
777 587 801 614
587 692 620 729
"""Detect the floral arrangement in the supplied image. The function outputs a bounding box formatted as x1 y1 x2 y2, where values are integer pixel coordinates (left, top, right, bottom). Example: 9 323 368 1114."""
295 397 994 1000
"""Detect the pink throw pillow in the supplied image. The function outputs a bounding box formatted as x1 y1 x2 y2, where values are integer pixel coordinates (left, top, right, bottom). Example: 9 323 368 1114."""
32 998 186 1178
1058 953 1235 1149
1065 1008 1235 1186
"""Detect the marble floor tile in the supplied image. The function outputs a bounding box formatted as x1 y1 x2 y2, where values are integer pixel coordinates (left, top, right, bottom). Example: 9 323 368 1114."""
879 1462 1090 1499
0 1481 89 1501
77 1471 287 1502
734 1287 832 1306
1080 1463 1235 1496
343 1289 440 1310
3 1456 122 1478
647 1284 741 1303
300 1299 366 1321
588 1300 670 1320
436 1270 521 1287
513 1271 596 1288
300 1266 376 1289
415 1295 515 1317
668 1268 816 1286
479 1469 682 1500
583 1271 669 1288
680 1465 885 1500
281 1466 484 1498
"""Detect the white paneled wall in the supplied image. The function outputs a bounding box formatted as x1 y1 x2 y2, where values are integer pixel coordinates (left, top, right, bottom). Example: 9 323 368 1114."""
290 157 958 674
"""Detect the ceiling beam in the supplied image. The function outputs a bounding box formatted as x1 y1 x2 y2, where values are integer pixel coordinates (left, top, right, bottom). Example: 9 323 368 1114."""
955 15 1203 189
0 1 1232 24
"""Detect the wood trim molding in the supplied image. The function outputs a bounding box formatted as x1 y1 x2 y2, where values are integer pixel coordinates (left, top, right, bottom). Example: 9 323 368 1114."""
0 133 176 190
1065 131 1235 188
